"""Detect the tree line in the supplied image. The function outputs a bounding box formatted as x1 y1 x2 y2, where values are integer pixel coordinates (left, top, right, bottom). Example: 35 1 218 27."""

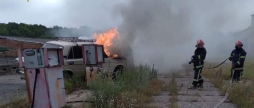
0 22 93 39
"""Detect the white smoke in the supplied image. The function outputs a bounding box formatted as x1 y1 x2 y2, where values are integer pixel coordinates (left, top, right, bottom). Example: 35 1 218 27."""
113 0 254 72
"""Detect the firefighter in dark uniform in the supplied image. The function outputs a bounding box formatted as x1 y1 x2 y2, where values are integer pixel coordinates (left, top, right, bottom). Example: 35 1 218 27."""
229 40 247 82
188 39 207 89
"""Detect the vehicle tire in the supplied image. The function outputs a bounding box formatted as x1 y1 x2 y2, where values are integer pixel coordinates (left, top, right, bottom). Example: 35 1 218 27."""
112 65 124 81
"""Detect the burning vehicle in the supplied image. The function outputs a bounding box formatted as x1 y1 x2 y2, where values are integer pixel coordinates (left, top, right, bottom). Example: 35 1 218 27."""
16 28 127 80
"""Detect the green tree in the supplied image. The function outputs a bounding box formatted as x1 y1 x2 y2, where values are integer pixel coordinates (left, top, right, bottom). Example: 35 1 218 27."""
0 22 93 39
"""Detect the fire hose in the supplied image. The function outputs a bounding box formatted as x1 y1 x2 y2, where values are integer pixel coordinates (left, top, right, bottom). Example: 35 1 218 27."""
31 69 39 108
189 57 229 69
204 58 229 69
213 69 234 108
189 57 235 108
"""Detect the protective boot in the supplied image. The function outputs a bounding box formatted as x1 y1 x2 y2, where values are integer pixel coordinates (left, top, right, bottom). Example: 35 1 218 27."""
188 85 197 89
197 83 203 88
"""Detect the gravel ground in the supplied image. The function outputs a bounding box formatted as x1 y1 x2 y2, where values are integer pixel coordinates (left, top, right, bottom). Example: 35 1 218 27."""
0 74 26 104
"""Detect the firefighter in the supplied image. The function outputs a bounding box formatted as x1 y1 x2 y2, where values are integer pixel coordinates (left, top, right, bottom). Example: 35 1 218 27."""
188 39 207 89
228 40 247 82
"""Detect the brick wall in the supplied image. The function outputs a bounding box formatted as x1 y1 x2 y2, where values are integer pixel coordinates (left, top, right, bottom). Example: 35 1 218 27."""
0 38 43 57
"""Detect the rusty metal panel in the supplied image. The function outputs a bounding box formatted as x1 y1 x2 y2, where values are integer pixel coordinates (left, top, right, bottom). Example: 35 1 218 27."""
86 67 98 85
26 68 51 108
45 67 66 108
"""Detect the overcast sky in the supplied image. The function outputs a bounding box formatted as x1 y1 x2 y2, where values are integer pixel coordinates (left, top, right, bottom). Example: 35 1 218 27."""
0 0 127 30
1 0 254 32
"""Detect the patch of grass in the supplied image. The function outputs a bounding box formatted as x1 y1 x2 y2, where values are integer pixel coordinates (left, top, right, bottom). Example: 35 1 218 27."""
202 61 254 108
63 105 74 108
64 75 87 94
0 93 30 108
82 103 93 108
89 64 162 108
169 73 178 108
227 83 254 108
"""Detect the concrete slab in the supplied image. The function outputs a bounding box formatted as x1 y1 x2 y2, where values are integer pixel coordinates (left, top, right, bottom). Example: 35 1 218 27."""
178 87 219 91
178 90 221 96
177 102 236 108
151 95 170 103
147 71 237 108
177 95 226 102
145 103 170 108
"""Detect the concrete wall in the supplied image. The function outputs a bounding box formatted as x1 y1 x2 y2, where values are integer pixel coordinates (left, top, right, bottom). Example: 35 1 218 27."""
0 38 43 57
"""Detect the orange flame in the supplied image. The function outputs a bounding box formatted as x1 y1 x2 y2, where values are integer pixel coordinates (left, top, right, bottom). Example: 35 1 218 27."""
93 28 120 58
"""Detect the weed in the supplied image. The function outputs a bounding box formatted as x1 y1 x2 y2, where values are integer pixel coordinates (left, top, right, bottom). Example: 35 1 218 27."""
64 75 87 94
169 104 178 108
168 73 178 108
63 105 73 108
83 103 93 108
202 62 254 108
1 65 162 108
0 93 29 108
89 64 162 108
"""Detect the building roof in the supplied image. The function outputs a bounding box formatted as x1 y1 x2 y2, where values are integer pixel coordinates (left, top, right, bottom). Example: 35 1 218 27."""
0 35 54 44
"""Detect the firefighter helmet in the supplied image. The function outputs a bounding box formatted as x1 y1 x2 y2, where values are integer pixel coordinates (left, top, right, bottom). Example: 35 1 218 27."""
196 39 204 46
235 40 243 47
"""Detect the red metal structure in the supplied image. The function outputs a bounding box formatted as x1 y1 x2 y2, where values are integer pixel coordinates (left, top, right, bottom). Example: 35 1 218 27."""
82 44 104 84
18 47 66 108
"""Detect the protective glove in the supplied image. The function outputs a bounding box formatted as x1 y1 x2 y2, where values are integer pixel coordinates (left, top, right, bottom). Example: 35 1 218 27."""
229 56 233 61
189 55 195 64
192 55 197 59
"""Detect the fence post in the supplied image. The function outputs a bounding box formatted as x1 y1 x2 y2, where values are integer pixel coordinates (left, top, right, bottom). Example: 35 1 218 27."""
152 64 154 77
215 71 218 78
219 68 222 78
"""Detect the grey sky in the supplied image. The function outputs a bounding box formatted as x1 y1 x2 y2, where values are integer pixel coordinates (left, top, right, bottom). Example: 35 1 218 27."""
1 0 254 70
0 0 126 30
0 0 253 33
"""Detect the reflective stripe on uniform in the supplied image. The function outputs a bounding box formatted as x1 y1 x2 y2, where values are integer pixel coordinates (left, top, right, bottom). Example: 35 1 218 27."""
198 55 201 60
240 56 245 58
194 69 202 81
196 65 203 68
193 79 198 81
237 61 240 65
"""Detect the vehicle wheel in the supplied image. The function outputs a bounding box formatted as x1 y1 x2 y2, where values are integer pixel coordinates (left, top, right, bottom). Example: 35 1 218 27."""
112 65 124 81
112 71 117 81
63 71 73 79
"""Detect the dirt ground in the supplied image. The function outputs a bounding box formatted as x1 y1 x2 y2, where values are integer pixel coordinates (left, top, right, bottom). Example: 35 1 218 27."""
0 74 26 104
